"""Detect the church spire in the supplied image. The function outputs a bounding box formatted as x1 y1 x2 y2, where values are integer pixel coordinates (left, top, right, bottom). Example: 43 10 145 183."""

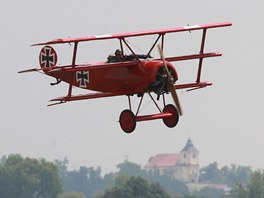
181 138 198 152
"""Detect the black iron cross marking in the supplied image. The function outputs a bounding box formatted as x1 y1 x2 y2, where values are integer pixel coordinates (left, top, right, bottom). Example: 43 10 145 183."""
41 48 55 68
76 71 89 87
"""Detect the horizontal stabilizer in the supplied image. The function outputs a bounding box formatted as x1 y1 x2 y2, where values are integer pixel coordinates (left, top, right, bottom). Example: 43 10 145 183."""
18 68 41 73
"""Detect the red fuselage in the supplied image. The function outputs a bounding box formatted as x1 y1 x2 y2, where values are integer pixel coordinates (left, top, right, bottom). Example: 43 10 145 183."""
47 60 177 95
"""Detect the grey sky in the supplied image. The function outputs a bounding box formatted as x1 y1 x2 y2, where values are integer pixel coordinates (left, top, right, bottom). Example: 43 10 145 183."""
1 0 263 172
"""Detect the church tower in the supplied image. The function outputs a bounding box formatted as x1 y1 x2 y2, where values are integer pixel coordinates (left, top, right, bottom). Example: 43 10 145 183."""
177 138 200 183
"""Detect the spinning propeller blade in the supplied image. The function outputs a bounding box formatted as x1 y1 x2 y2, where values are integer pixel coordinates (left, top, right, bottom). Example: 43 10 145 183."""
158 45 183 116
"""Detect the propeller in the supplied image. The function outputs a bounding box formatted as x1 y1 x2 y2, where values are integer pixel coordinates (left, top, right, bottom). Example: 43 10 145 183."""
158 45 183 116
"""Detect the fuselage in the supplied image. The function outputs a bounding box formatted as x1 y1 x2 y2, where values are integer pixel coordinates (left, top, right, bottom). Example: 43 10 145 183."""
47 60 177 95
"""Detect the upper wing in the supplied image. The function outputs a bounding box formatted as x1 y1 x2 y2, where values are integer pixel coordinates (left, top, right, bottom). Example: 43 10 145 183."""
32 22 232 46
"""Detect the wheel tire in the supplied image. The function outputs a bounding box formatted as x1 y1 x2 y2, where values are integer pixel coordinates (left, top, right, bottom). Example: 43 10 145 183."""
119 109 136 133
162 104 179 128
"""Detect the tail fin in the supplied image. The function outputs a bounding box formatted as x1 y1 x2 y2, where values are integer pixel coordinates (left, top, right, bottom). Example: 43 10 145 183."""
18 46 58 74
39 46 58 73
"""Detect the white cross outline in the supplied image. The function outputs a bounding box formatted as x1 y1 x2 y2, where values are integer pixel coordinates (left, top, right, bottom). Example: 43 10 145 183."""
76 71 89 88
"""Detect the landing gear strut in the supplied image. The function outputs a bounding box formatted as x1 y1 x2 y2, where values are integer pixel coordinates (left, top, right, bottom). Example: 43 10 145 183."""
119 93 180 133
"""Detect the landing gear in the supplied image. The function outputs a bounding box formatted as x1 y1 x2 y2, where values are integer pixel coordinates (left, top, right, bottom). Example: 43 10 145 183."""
162 104 179 128
119 93 180 133
119 109 136 133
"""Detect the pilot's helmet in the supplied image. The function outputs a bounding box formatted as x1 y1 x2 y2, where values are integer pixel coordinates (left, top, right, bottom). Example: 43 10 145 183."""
115 49 122 55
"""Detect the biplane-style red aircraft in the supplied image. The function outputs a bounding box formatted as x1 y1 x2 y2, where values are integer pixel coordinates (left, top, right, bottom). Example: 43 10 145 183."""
19 22 232 133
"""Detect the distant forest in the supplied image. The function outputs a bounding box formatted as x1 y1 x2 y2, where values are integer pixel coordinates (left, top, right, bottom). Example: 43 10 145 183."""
0 154 263 198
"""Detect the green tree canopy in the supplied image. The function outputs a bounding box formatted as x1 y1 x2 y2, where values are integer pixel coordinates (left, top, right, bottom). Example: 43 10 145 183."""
247 169 264 198
200 162 252 185
199 162 223 183
193 187 225 198
117 160 145 177
58 191 87 198
102 176 171 198
229 181 247 198
57 162 114 198
0 154 62 198
116 160 188 195
228 169 264 198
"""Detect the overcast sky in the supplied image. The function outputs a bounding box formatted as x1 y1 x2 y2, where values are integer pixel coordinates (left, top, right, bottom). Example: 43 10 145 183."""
1 0 263 173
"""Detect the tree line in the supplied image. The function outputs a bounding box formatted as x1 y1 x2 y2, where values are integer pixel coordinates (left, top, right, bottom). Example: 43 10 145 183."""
0 154 263 198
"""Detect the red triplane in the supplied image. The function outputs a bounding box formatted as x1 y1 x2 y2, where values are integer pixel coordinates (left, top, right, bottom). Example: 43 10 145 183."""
19 22 232 133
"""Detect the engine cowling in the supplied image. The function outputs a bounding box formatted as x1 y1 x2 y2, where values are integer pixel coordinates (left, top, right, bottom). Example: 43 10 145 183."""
149 62 178 98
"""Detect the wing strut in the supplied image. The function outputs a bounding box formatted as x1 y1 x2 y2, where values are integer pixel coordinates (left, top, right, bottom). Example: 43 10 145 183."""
147 34 162 57
72 42 79 67
196 29 207 83
161 34 165 50
68 42 79 98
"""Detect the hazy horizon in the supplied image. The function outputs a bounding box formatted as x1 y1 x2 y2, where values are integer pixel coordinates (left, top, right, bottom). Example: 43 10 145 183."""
1 0 263 173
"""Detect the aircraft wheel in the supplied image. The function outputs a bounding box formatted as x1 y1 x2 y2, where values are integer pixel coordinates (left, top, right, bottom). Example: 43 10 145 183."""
119 109 136 133
162 104 179 128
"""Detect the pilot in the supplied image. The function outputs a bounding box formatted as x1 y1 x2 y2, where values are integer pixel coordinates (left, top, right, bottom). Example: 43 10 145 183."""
107 49 123 63
107 49 152 63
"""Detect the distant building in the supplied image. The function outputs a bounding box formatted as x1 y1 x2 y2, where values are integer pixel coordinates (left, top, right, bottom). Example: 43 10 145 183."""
145 138 200 183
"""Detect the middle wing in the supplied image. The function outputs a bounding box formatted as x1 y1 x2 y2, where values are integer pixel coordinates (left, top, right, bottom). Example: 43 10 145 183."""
18 61 138 74
20 51 221 74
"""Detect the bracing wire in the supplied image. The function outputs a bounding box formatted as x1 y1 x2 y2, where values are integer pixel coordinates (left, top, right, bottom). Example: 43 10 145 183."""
124 39 146 54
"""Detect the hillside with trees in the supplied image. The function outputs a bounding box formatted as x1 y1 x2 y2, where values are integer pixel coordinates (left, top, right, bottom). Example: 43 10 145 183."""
0 154 263 198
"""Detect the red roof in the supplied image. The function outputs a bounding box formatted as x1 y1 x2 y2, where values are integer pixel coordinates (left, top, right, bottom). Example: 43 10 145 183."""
145 153 180 168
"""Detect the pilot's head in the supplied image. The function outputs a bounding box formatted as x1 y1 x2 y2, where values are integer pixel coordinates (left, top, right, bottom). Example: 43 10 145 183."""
115 49 122 57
